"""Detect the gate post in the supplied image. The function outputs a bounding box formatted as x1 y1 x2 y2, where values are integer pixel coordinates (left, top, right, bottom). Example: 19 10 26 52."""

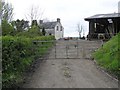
66 45 69 59
77 40 79 58
55 41 56 59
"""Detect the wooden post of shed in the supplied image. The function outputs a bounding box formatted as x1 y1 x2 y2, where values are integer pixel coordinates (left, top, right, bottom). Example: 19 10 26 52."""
89 21 95 39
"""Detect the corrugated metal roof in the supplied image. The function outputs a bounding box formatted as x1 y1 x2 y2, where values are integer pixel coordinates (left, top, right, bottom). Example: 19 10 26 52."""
85 13 120 20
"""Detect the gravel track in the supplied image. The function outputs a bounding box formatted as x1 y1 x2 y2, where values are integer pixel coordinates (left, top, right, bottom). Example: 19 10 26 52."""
22 40 118 88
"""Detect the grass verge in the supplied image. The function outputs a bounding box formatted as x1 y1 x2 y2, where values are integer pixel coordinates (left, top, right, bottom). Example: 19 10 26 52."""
92 33 120 78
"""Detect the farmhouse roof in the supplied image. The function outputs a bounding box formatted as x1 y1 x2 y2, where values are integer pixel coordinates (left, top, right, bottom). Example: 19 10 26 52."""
40 22 57 29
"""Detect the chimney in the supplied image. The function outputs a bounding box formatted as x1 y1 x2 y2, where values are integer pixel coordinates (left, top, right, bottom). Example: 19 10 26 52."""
39 20 43 24
57 18 60 23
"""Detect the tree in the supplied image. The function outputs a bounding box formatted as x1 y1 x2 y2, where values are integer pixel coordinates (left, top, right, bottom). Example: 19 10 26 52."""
25 5 44 23
11 19 29 32
0 0 14 36
0 0 3 32
1 0 13 22
77 23 84 39
0 0 2 14
28 25 42 37
2 20 14 36
42 28 46 36
0 0 3 19
16 25 42 37
0 0 2 34
31 20 38 27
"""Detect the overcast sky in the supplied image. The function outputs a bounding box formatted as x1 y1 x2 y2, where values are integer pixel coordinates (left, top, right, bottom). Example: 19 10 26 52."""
6 0 120 37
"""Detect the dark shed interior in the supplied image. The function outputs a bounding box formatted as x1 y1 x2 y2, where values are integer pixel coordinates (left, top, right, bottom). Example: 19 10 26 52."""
85 13 120 40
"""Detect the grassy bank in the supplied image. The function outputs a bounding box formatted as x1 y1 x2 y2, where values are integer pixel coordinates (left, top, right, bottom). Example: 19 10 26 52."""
2 35 55 88
92 33 120 78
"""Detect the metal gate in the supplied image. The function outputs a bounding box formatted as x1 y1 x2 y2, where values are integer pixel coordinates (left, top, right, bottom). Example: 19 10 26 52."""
54 40 79 59
33 40 102 59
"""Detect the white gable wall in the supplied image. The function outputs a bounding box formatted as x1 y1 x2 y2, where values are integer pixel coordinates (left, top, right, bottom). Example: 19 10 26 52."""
54 22 64 40
45 29 55 36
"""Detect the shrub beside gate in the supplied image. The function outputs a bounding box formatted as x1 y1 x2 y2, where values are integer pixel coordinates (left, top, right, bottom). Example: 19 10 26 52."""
2 35 55 88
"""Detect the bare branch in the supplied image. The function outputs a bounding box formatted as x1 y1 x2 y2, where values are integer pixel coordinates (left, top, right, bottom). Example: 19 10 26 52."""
25 5 44 23
76 22 84 38
1 1 13 22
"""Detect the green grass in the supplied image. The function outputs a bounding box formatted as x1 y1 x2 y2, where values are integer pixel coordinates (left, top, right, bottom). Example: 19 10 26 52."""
34 41 54 58
92 33 120 78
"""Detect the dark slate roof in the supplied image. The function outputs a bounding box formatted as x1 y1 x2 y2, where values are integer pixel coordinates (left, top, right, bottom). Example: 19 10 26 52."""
40 22 57 29
85 13 120 20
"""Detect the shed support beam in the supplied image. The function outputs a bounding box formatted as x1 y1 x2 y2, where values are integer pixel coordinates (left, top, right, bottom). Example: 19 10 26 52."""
89 21 95 39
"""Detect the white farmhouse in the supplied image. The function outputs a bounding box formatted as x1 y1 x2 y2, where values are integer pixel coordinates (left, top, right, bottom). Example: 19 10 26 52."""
39 18 64 40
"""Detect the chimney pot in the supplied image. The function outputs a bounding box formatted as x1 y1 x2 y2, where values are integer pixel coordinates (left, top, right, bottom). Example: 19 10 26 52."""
39 20 43 24
57 18 60 23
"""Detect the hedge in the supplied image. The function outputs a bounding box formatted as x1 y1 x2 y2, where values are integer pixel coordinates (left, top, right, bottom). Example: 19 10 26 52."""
2 35 55 88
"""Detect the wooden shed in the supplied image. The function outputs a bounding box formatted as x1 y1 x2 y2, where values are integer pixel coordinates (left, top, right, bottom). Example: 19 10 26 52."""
84 13 120 40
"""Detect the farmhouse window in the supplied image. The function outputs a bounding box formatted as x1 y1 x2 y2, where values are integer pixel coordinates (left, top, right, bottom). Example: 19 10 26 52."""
57 26 59 31
61 26 62 31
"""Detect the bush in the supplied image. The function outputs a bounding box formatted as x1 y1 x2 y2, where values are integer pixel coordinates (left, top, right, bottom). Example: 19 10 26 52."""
2 36 32 88
16 25 43 38
2 35 55 88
